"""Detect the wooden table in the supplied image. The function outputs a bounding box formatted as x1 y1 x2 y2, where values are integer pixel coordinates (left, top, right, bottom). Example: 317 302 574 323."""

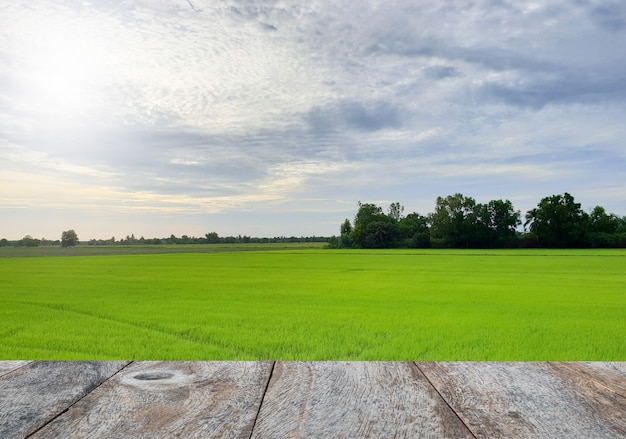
1 361 625 438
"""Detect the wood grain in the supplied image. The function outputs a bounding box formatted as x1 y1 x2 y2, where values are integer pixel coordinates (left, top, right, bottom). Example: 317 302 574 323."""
418 362 626 439
251 361 474 439
0 361 128 439
0 361 31 378
560 362 626 396
548 363 626 437
30 361 272 439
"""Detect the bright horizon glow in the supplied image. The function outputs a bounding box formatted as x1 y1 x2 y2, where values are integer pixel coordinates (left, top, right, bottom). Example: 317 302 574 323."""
1 1 625 240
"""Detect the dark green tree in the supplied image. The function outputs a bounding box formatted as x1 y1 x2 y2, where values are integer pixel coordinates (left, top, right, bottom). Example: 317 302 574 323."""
429 194 483 247
205 232 220 244
351 202 399 248
525 193 589 247
17 235 41 247
398 212 430 247
589 206 620 234
586 206 624 247
61 230 79 248
387 202 404 222
339 219 353 247
477 199 521 247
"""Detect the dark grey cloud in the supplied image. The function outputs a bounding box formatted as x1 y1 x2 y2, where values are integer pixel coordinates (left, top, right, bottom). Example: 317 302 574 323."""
423 65 461 80
587 1 626 32
259 22 278 31
305 100 403 134
479 74 626 109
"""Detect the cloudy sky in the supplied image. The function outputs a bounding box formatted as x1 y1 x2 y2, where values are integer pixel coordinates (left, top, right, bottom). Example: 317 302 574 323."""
1 0 625 240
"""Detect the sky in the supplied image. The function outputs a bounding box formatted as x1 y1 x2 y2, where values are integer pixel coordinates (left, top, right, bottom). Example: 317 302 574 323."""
1 0 626 240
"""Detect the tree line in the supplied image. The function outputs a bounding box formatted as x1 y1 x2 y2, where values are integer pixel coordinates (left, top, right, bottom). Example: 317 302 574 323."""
3 192 624 249
0 232 329 247
328 192 626 249
86 233 329 245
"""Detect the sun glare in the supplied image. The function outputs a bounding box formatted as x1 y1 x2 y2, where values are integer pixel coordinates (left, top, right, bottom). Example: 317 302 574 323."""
15 12 112 125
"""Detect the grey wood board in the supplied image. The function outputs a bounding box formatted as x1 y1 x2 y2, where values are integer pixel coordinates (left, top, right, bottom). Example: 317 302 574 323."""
0 361 31 378
251 361 475 439
418 362 626 439
30 361 273 439
0 361 128 439
561 362 626 396
547 363 626 436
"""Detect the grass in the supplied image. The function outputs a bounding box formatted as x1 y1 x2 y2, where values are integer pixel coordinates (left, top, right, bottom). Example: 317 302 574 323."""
0 242 327 257
1 247 624 360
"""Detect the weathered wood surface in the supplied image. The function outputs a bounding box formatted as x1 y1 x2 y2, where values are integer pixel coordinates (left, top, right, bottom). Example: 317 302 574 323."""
0 361 31 378
417 362 626 439
30 361 272 439
1 361 625 439
251 361 474 438
0 361 128 439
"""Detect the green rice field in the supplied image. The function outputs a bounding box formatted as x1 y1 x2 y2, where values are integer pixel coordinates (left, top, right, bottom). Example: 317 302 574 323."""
1 246 625 360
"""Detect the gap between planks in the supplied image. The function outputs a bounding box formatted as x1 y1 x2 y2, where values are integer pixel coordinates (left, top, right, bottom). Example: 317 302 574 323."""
26 361 135 438
413 361 479 439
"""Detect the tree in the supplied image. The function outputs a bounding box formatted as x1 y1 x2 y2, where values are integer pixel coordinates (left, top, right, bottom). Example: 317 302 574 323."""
61 230 79 248
17 235 40 247
205 232 220 244
339 219 353 248
340 219 352 235
589 206 619 234
525 193 589 247
388 202 404 222
429 193 482 247
351 202 399 248
398 212 430 247
478 199 521 247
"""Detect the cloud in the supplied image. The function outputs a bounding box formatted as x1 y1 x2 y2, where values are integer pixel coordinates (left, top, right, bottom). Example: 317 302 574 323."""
305 100 403 133
478 73 626 109
587 1 626 32
423 66 461 80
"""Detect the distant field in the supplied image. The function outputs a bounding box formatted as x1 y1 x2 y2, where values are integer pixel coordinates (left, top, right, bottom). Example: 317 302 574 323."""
1 247 624 360
0 242 327 257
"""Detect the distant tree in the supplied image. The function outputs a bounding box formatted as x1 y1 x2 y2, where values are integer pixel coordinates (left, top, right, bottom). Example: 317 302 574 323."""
477 199 521 247
339 219 353 247
388 202 404 222
362 220 400 248
351 202 399 248
351 202 384 247
61 230 79 248
0 238 10 247
17 235 41 247
429 193 482 247
525 193 589 247
340 219 352 235
398 212 430 247
205 232 220 244
589 206 620 234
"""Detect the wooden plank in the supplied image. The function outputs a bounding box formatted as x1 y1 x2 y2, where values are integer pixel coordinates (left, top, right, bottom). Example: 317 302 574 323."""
547 363 626 436
251 361 475 439
562 362 626 396
30 361 272 439
0 361 31 378
418 362 626 439
0 361 128 439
